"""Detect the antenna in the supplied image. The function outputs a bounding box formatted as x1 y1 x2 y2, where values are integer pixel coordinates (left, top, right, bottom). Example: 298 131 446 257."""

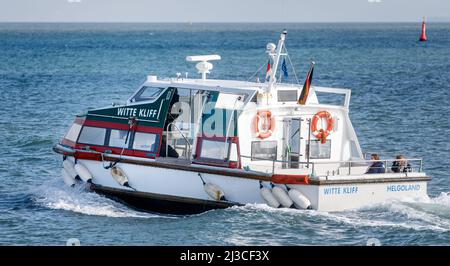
186 54 221 80
266 30 287 92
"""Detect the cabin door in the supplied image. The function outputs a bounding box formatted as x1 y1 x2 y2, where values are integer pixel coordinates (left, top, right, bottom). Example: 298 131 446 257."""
283 118 301 168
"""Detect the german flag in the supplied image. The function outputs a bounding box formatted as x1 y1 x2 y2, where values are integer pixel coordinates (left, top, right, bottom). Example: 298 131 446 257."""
298 62 315 105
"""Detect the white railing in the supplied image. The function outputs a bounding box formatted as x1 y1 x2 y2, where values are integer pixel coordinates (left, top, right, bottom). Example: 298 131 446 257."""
240 155 423 177
311 86 351 109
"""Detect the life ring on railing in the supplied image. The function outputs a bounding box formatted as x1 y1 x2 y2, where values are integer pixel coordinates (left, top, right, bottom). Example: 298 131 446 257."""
311 111 334 144
253 110 276 139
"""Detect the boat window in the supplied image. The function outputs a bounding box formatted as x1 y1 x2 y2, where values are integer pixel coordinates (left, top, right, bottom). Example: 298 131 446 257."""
200 140 229 160
165 88 202 159
307 140 331 159
215 93 245 110
315 91 345 106
166 87 192 134
64 123 82 143
130 86 164 102
133 132 158 152
109 129 130 148
251 141 277 161
201 91 238 139
78 126 107 146
278 90 298 102
350 140 362 159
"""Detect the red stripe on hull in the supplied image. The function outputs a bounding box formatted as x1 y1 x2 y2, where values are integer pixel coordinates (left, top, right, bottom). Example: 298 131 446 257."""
73 144 156 159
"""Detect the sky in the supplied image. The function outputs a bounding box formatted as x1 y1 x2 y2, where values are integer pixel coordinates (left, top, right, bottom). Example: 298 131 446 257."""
0 0 449 23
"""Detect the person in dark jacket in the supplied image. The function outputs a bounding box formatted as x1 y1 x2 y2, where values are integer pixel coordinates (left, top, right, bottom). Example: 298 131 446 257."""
391 155 412 173
159 135 179 158
366 154 385 174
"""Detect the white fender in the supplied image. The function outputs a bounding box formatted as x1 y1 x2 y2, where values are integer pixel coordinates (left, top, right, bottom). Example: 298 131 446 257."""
62 168 75 187
260 187 280 208
110 166 129 187
62 159 78 180
74 163 93 183
272 186 293 208
288 189 311 209
204 182 225 201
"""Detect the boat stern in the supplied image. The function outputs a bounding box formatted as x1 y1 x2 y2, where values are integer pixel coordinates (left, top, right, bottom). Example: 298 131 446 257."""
290 173 430 211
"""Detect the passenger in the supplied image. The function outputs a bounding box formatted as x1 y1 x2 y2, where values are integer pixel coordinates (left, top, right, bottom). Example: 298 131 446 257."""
164 89 180 128
391 155 412 173
366 154 385 174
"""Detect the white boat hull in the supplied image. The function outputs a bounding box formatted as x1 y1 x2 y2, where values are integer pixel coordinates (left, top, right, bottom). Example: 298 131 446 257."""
290 181 427 212
63 156 429 214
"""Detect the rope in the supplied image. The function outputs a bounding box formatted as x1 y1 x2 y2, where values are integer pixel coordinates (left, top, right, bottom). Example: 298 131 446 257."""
102 118 136 169
198 173 206 185
283 46 300 85
247 61 267 82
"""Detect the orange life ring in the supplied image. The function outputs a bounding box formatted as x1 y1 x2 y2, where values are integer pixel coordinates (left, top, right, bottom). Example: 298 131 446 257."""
254 110 276 139
311 111 334 144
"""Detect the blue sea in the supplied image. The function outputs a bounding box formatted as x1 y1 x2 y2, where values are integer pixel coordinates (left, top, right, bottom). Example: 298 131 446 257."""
0 23 449 245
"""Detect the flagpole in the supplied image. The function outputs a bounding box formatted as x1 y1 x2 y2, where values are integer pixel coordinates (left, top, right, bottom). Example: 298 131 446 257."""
279 60 283 83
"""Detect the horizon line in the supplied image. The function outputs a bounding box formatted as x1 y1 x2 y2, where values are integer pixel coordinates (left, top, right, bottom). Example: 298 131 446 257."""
1 20 448 24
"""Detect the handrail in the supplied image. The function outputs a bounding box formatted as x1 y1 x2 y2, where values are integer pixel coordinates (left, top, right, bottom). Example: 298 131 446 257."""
312 86 351 109
240 155 315 175
240 154 423 177
241 155 422 165
310 158 423 165
165 122 192 159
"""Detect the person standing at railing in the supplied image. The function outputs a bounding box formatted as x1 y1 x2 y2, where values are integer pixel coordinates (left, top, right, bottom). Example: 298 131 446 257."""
366 154 385 174
391 155 412 173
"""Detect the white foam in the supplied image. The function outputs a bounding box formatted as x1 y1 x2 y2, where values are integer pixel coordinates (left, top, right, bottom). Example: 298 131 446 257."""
234 203 310 215
33 180 171 219
322 209 449 232
235 194 450 233
416 192 450 206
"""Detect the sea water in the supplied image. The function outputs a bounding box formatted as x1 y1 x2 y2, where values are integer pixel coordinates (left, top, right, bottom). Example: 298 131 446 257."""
0 23 449 245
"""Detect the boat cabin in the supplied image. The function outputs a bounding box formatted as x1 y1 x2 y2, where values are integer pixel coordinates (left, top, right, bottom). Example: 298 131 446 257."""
58 32 393 178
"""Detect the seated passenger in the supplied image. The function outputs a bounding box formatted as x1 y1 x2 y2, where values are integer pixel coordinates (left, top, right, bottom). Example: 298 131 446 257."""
391 155 412 173
366 154 385 174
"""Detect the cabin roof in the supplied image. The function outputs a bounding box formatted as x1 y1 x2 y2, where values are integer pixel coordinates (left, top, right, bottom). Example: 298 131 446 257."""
142 78 300 92
126 77 352 110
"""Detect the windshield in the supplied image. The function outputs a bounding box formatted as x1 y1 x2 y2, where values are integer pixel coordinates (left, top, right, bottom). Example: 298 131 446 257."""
130 86 165 102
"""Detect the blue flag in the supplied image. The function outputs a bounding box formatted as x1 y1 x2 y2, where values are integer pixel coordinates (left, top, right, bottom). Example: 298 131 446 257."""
281 58 288 78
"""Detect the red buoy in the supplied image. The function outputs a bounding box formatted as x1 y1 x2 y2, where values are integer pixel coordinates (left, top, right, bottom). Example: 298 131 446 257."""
419 17 427 42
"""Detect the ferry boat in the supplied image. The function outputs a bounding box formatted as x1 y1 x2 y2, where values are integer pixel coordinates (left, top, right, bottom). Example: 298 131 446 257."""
54 31 430 215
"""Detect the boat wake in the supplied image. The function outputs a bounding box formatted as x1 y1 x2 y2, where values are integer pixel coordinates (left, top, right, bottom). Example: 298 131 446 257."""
233 192 450 233
31 174 450 232
33 179 167 219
